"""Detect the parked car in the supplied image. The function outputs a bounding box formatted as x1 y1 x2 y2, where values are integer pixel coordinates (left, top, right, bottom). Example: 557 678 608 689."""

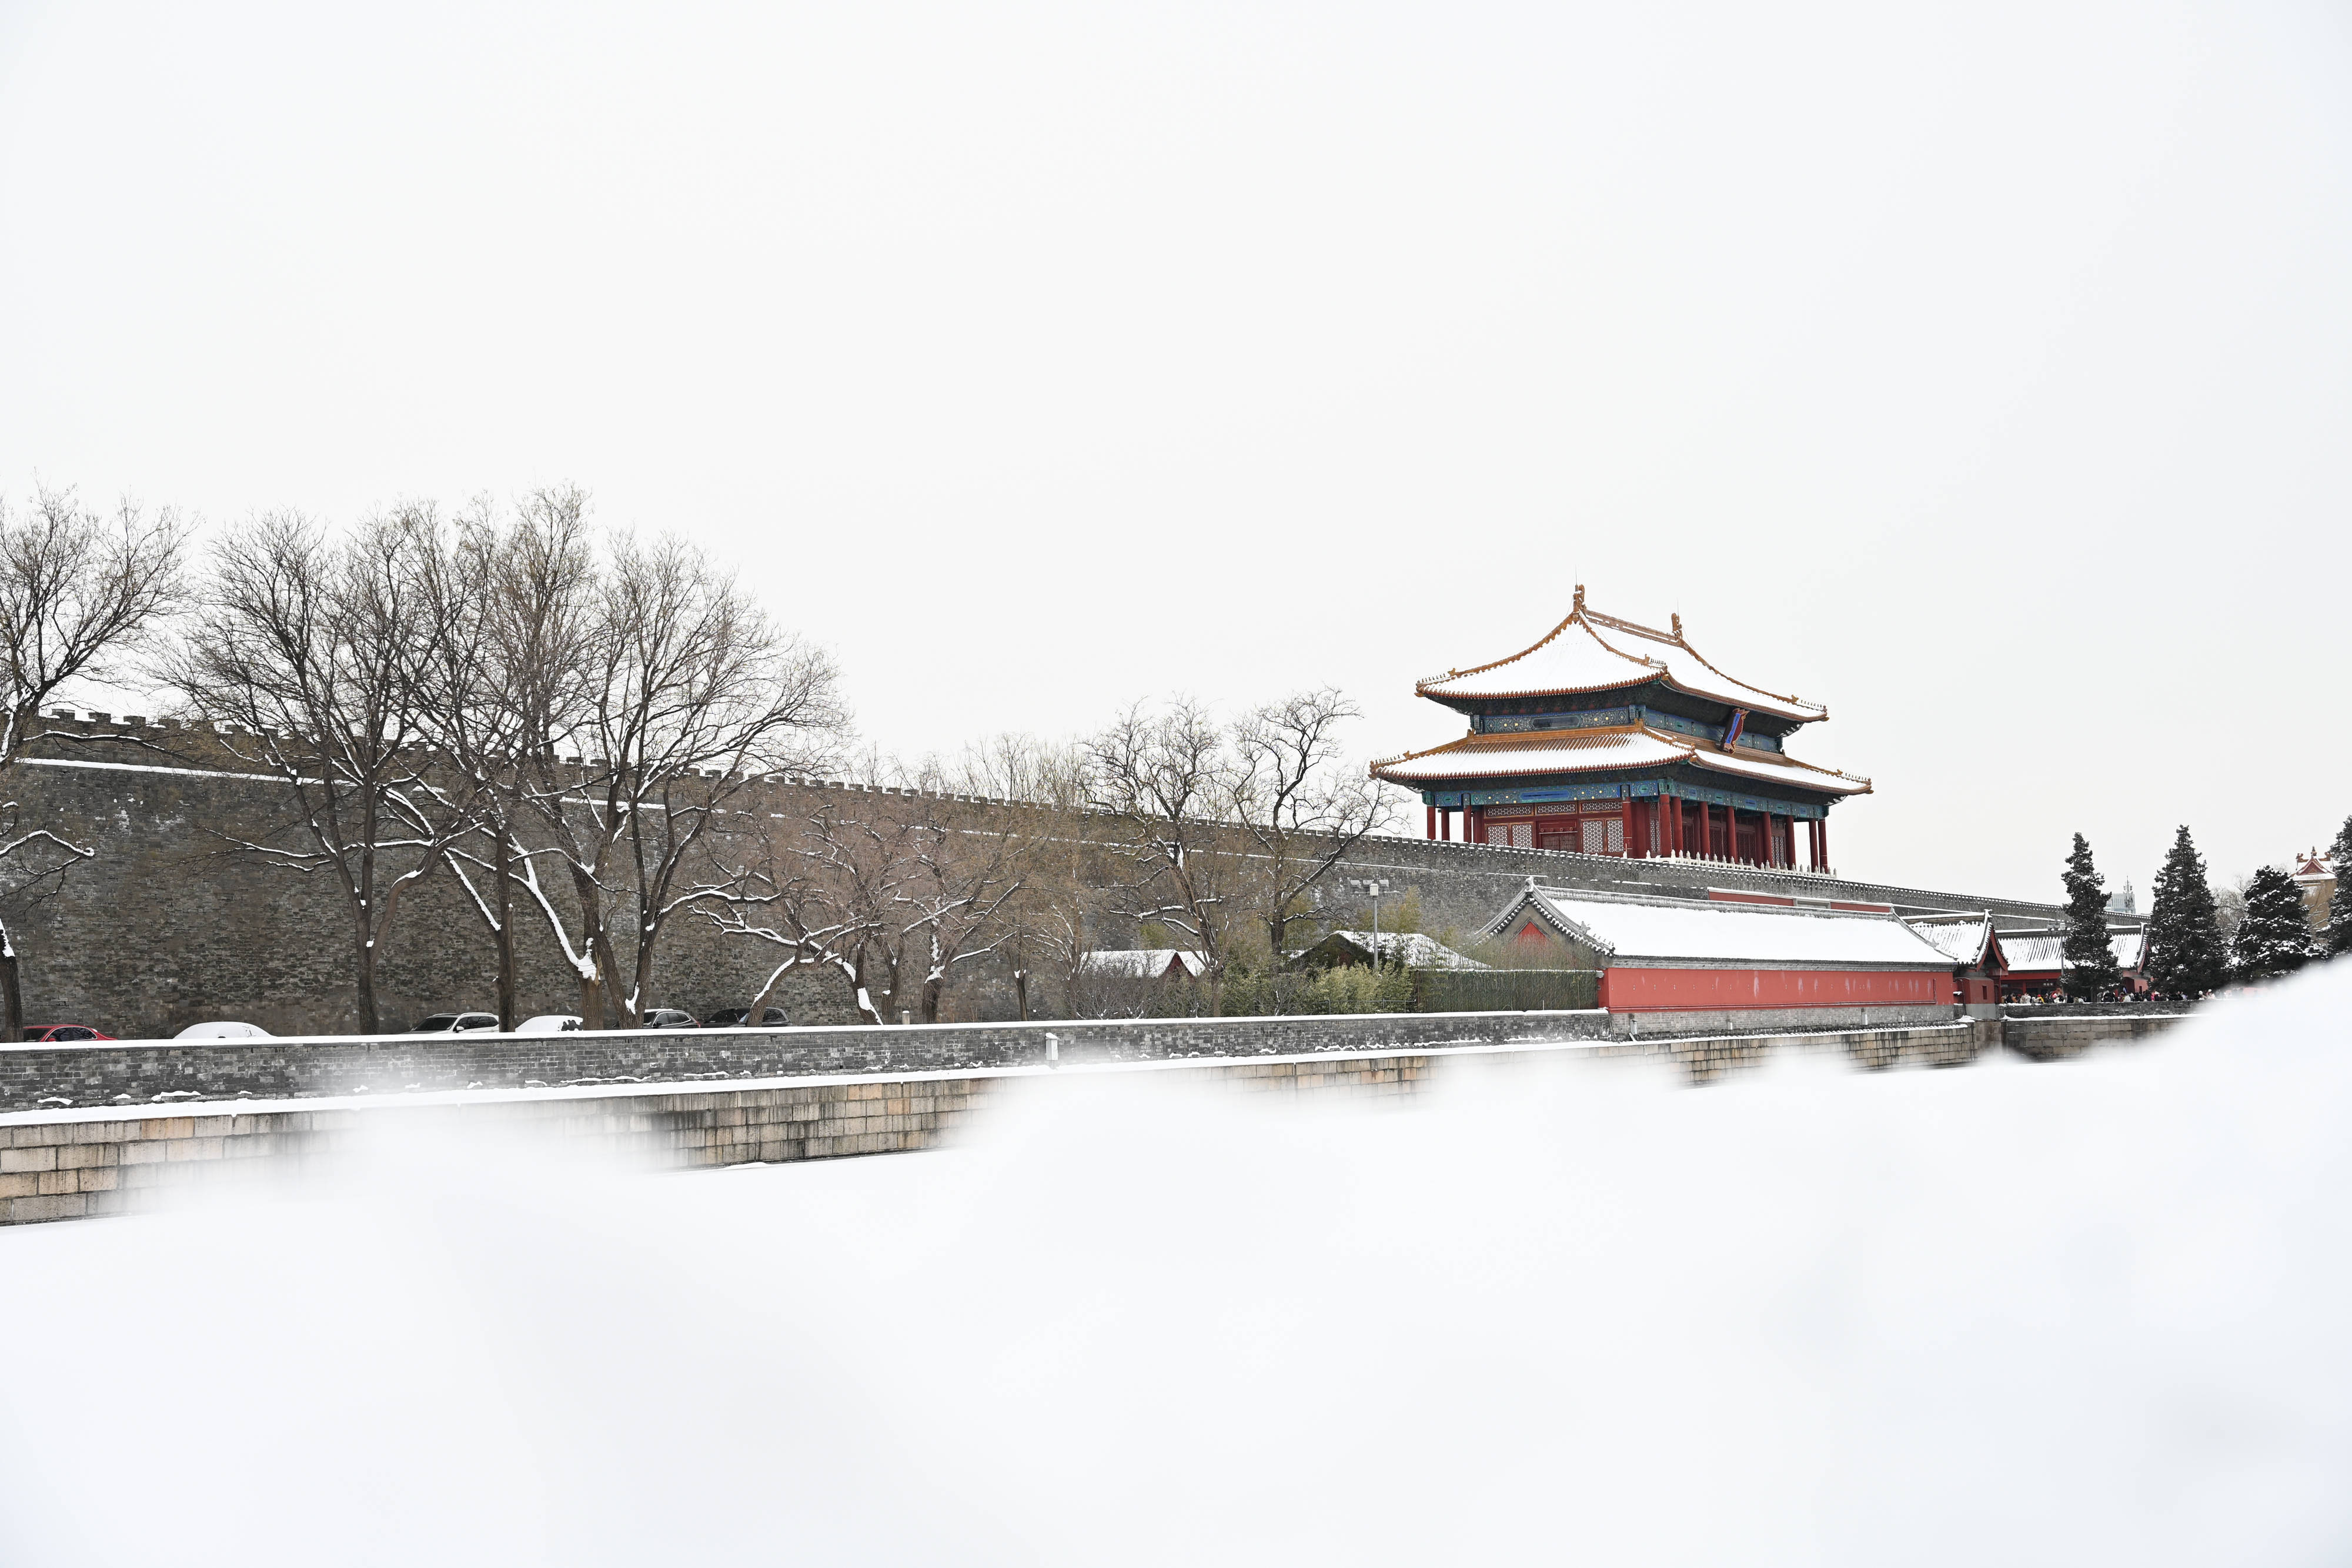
412 1012 500 1034
513 1014 582 1034
704 1007 789 1028
174 1021 272 1039
24 1024 114 1043
640 1009 697 1029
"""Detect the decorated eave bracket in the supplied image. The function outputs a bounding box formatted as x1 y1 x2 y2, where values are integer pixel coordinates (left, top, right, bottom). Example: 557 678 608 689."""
1422 778 1830 819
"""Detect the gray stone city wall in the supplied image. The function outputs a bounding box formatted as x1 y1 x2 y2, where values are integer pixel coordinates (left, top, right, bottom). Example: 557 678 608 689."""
0 721 2070 1040
0 1008 2191 1226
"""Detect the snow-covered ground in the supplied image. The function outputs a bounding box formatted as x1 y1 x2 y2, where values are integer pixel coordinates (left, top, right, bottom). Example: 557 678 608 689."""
5 969 2351 1566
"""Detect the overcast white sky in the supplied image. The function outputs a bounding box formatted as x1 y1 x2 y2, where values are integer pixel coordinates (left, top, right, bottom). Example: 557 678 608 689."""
3 1 2348 904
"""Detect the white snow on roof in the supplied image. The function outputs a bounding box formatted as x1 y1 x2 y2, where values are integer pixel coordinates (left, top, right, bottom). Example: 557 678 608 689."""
1904 917 1992 966
1078 950 1207 979
1374 728 1687 783
1499 890 1950 967
1372 724 1867 794
2000 932 2147 974
1419 607 1825 722
1681 742 1870 794
1321 931 1488 970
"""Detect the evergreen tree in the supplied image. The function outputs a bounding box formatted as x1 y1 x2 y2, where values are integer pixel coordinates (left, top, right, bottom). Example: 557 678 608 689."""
2231 864 2317 982
2144 825 2226 995
2327 815 2352 960
2060 833 2121 999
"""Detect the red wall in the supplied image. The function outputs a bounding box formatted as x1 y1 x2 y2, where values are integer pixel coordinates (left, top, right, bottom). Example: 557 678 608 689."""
1598 966 1955 1011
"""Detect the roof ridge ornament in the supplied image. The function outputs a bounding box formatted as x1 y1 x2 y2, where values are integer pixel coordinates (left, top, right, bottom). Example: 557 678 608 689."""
1572 583 1585 614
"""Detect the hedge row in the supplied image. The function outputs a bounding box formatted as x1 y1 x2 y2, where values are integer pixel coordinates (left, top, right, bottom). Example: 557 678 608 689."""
1408 968 1601 1014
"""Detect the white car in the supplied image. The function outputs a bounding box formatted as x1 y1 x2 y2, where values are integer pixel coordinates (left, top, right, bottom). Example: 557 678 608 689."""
411 1012 500 1034
174 1021 272 1040
513 1014 583 1034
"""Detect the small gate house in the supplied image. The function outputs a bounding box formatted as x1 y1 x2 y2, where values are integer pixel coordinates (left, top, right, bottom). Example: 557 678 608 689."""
1483 883 1959 1015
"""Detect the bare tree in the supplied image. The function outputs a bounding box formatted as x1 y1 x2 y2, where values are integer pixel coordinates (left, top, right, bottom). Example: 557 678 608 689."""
171 507 470 1034
1227 687 1395 971
408 495 560 1029
892 780 1032 1024
0 486 188 1037
1087 698 1240 1001
517 531 847 1026
694 787 914 1026
943 733 1096 1019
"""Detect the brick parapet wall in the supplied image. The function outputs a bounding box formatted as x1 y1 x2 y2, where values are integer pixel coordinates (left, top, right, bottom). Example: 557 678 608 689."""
1997 1001 2185 1018
0 1001 2183 1116
0 1009 1622 1114
0 1010 2191 1225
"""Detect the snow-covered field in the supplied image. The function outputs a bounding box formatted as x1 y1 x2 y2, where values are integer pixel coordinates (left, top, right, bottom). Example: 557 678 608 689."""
5 971 2351 1566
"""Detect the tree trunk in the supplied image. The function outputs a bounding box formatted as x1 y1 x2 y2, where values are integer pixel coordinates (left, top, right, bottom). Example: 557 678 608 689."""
571 874 612 1028
921 975 944 1024
594 927 629 1028
633 907 660 1028
1013 967 1028 1021
355 908 380 1033
493 827 517 1031
0 924 22 1044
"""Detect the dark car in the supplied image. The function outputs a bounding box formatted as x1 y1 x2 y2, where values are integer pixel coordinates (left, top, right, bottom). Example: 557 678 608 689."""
640 1009 697 1029
704 1007 789 1028
412 1012 500 1034
24 1024 114 1043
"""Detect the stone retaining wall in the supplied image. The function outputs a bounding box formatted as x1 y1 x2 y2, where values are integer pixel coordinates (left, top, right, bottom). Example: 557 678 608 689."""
0 1010 2192 1226
2002 1012 2189 1060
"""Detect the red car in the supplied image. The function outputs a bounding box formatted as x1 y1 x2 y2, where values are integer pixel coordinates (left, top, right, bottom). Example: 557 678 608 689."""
23 1024 115 1043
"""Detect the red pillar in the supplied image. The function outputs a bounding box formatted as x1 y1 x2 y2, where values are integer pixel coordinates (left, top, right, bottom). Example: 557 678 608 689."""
1618 794 1633 858
1818 815 1829 872
1426 804 1436 840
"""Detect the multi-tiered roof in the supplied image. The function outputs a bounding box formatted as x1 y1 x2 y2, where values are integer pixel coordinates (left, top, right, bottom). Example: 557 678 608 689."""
1372 589 1868 864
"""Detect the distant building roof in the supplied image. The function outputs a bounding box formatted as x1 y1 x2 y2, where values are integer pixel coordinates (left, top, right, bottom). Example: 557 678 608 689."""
1414 590 1827 723
1485 885 1950 968
1298 931 1487 971
1903 914 1999 968
1078 949 1207 980
2000 931 2146 976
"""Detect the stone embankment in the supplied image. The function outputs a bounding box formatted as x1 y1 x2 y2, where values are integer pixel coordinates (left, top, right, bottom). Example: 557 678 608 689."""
0 1009 2189 1226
